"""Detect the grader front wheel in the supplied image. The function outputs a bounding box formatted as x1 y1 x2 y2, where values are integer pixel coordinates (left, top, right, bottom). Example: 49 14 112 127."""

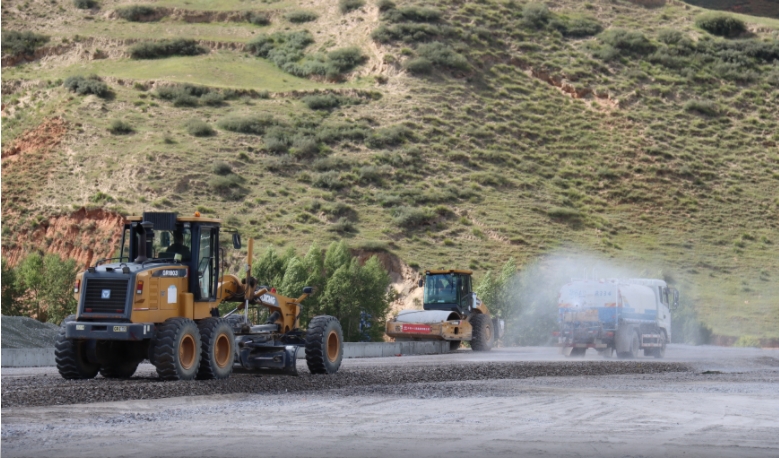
55 315 100 380
152 318 202 381
305 315 344 374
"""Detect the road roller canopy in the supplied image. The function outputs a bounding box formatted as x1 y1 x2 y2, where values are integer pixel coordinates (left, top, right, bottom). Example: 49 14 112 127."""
422 271 473 313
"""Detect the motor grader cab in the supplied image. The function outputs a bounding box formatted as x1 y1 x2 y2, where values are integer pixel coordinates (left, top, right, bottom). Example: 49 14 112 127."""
385 269 504 351
55 212 344 381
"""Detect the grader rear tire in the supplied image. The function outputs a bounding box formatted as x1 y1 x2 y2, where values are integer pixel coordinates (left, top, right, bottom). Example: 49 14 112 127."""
470 314 494 352
152 318 202 381
305 315 343 374
196 318 235 380
55 315 99 380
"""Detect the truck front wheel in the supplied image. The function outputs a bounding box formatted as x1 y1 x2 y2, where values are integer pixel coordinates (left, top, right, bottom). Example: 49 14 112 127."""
55 315 99 380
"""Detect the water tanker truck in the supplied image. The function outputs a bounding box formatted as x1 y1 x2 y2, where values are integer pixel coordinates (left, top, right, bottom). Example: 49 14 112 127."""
556 278 678 358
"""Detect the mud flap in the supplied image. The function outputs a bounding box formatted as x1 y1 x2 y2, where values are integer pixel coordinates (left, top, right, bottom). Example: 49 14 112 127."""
239 343 299 375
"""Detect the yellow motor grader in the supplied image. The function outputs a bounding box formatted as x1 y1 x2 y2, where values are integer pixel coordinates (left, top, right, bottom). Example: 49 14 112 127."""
55 212 344 380
385 269 504 351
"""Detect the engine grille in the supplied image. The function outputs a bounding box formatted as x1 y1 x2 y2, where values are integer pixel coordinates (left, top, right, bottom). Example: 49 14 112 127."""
82 278 130 315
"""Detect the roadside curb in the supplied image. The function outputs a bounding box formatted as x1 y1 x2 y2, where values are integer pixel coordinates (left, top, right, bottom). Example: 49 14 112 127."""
2 341 452 368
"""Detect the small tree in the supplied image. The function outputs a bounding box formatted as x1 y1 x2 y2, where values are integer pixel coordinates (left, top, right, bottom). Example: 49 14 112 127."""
11 253 78 323
1 258 24 316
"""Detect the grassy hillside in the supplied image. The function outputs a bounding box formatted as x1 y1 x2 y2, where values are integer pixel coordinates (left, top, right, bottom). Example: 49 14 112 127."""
2 0 778 340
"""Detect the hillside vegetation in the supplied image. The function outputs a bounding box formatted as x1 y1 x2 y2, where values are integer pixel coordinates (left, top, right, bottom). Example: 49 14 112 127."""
2 0 778 341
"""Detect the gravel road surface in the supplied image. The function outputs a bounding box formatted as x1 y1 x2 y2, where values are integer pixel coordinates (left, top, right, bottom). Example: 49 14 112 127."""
2 345 778 457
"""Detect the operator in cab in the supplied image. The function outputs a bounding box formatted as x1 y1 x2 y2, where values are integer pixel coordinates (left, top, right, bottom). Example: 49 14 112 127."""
163 231 191 262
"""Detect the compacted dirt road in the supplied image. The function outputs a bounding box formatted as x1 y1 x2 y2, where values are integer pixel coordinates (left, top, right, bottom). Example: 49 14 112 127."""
2 345 778 458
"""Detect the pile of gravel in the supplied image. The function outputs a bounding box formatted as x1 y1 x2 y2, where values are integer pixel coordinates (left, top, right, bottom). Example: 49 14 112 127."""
1 316 60 349
1 361 691 408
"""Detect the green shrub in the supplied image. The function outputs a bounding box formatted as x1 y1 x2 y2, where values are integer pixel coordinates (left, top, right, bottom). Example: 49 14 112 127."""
200 92 225 106
115 5 157 22
359 165 389 184
129 39 207 59
372 23 447 43
326 47 366 75
218 114 277 135
209 174 246 200
155 84 212 106
313 171 347 190
185 120 215 137
63 75 110 98
108 119 133 135
328 217 356 233
285 10 319 23
383 6 441 23
212 162 233 175
416 42 469 70
684 100 719 117
1 30 49 57
733 335 761 348
596 29 656 59
290 135 320 156
547 207 581 219
247 32 365 78
552 15 602 38
245 12 271 26
657 28 684 45
377 0 395 12
522 3 551 29
302 93 362 110
340 0 365 14
391 206 435 228
366 125 413 149
316 122 370 144
696 13 746 38
74 0 97 9
405 57 433 74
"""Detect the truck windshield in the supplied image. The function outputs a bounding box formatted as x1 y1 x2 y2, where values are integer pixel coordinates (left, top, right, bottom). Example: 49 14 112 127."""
424 274 460 305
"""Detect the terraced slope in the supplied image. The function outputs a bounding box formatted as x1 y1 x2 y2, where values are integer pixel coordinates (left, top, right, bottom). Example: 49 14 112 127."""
2 0 778 340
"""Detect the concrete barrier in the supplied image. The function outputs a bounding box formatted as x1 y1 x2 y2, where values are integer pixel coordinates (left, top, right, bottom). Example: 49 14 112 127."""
2 348 56 367
2 341 453 367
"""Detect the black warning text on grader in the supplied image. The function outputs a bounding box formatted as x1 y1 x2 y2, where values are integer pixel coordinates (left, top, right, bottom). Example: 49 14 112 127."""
55 212 344 380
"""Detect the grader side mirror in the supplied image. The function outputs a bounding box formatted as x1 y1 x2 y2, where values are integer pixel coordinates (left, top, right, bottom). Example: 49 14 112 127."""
232 233 242 249
418 278 424 288
303 286 313 294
